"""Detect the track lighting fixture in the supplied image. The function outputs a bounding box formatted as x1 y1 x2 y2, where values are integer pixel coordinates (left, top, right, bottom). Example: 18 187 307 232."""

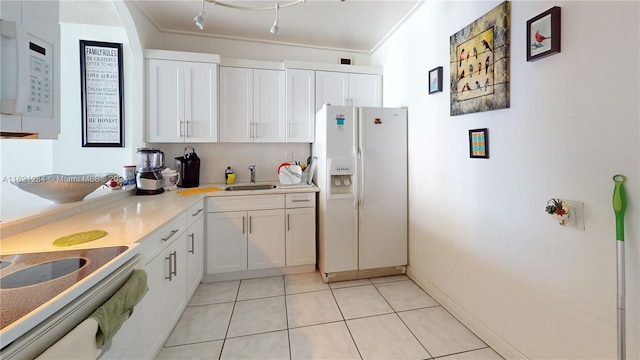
193 0 304 33
270 3 280 35
193 0 206 30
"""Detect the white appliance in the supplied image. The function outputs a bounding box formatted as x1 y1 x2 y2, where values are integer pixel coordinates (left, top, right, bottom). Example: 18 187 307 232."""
313 104 408 282
0 0 60 137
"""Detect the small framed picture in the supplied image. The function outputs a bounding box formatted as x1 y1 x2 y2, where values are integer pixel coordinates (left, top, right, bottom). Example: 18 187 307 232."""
428 66 443 94
527 6 561 61
469 128 489 159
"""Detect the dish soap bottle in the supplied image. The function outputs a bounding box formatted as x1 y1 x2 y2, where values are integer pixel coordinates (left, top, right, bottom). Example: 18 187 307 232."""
225 167 235 185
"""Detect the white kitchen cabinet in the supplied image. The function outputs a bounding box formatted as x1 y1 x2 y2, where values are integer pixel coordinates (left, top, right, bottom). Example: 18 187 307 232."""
135 212 188 359
207 211 248 273
205 193 315 278
285 193 316 266
206 209 285 273
315 71 382 112
247 209 285 270
286 69 315 142
206 194 287 274
147 59 218 143
219 66 285 142
186 201 205 299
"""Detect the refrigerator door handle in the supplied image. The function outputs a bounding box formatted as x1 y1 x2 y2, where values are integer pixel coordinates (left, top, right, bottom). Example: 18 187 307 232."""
353 145 359 209
359 145 365 208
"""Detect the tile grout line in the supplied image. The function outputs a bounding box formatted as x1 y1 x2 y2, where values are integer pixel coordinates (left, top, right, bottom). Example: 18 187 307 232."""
217 280 242 360
371 279 434 359
329 280 365 360
283 275 293 360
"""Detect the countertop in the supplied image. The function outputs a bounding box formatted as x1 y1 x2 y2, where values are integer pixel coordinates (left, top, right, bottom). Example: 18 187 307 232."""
0 182 319 254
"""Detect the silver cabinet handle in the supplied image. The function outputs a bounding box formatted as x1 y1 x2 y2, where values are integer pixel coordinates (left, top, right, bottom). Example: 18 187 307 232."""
189 233 195 254
287 214 290 231
249 216 252 234
165 255 173 281
162 229 179 242
171 251 177 277
192 208 203 217
243 216 246 234
291 198 310 202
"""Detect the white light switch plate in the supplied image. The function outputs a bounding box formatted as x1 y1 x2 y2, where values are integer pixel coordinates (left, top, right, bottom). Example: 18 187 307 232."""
563 199 585 230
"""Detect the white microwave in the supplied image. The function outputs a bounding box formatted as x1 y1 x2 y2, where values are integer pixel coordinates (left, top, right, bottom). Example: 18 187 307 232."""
1 19 54 118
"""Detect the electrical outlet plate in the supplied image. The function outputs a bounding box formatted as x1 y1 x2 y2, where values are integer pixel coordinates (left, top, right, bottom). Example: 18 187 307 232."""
284 152 293 162
562 199 585 230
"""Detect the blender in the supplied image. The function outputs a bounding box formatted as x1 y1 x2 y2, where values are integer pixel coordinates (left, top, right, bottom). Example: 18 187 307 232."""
136 148 165 195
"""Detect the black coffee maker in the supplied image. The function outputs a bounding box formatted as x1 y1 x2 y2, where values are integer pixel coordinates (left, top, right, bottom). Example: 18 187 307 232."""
175 147 200 188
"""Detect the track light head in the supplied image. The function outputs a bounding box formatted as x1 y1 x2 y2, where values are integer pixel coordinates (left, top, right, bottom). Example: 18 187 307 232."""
193 12 205 30
270 2 279 35
194 0 206 30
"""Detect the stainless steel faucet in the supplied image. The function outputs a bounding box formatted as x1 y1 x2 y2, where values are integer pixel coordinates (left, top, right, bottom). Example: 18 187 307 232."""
248 165 256 184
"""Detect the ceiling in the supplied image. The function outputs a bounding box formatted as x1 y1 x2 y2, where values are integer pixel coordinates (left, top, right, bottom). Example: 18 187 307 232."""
128 0 422 53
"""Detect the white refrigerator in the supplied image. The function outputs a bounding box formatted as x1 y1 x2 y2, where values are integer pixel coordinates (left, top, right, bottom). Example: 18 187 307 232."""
313 104 408 282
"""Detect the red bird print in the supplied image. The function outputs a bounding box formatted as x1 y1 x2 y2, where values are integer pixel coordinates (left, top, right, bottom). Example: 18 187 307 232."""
535 30 550 43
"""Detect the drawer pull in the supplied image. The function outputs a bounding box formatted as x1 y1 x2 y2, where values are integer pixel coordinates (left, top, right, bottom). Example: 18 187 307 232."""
165 255 173 281
243 216 246 234
162 229 179 242
249 216 252 234
171 251 177 277
291 198 310 202
189 233 195 254
287 214 290 231
191 209 203 217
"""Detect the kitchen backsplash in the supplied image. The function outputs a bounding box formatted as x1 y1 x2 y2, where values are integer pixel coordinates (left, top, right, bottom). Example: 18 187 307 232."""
151 143 311 184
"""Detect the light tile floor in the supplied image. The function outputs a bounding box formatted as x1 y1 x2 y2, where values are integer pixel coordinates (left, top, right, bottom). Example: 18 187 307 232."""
156 273 503 360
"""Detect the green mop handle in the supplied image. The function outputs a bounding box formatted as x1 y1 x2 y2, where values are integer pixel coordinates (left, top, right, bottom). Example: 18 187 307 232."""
613 174 628 360
613 175 627 241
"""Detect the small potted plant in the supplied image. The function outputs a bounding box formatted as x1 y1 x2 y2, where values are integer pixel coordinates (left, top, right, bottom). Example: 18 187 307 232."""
546 198 570 225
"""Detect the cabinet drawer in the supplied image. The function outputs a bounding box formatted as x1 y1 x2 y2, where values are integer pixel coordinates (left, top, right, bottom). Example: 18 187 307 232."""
138 213 188 265
285 193 316 208
187 199 205 226
207 194 284 212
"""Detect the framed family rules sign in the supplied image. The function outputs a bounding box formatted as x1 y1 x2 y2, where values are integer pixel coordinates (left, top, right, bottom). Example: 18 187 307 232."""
80 40 124 147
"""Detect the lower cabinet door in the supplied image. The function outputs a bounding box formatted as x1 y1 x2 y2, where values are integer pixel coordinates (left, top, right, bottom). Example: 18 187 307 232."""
247 209 285 270
207 211 248 274
139 233 187 359
286 207 316 266
187 215 205 298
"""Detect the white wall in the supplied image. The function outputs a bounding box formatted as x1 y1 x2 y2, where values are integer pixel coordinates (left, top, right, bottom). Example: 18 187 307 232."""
373 1 639 358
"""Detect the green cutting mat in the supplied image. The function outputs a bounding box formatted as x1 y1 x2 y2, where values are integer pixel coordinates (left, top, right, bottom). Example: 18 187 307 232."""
53 230 108 247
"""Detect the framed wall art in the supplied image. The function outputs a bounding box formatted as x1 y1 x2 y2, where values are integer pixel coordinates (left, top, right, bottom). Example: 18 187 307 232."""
450 1 510 116
527 6 561 61
429 66 443 94
80 40 124 147
469 128 489 159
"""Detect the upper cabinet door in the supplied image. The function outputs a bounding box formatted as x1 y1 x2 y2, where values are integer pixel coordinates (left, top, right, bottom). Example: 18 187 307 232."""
349 73 382 107
147 59 219 143
147 59 184 142
286 69 315 143
315 71 348 112
253 69 285 143
184 62 218 143
219 66 253 142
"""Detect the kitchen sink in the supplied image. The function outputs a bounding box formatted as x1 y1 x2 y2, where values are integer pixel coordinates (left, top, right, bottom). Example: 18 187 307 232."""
225 184 277 191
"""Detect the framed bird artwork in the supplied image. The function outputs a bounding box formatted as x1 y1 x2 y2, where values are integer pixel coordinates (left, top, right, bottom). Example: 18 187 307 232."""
449 1 510 116
527 6 561 61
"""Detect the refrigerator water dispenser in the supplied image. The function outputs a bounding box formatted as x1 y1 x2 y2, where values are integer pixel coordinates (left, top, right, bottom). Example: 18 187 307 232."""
327 158 354 198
